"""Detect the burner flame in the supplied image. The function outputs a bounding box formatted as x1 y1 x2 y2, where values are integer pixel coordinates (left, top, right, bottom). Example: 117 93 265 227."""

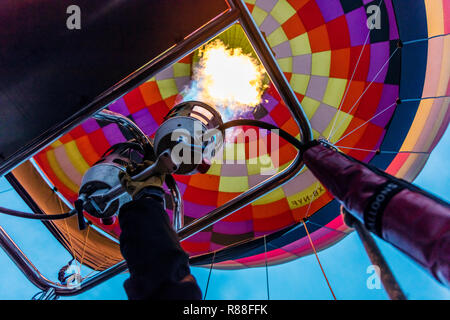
183 39 267 121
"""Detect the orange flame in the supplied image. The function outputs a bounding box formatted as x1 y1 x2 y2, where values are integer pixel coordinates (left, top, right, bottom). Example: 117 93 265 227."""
192 39 267 115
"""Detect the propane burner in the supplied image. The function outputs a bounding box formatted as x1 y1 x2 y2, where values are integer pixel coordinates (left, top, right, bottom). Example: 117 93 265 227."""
78 142 146 221
153 100 224 175
77 101 223 224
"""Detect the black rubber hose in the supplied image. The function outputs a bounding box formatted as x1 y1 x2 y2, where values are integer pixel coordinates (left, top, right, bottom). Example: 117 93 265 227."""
218 119 305 150
0 206 77 220
0 120 300 221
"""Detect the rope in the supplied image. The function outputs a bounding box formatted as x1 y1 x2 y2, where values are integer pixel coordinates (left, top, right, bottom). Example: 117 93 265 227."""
307 221 350 235
203 251 216 300
302 220 336 300
336 102 397 144
327 0 383 141
335 146 430 155
330 46 399 139
0 188 12 195
78 225 91 275
31 288 58 300
304 181 321 219
56 195 80 269
403 33 450 45
401 95 450 102
335 92 448 145
264 235 270 300
81 258 110 281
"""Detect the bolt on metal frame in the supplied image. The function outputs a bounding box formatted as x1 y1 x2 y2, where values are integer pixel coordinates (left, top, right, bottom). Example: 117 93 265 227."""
0 0 313 296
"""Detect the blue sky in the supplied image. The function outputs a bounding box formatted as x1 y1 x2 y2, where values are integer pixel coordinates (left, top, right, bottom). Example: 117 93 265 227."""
0 127 448 300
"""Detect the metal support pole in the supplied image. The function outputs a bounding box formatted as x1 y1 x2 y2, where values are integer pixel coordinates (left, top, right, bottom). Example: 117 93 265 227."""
343 209 407 300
